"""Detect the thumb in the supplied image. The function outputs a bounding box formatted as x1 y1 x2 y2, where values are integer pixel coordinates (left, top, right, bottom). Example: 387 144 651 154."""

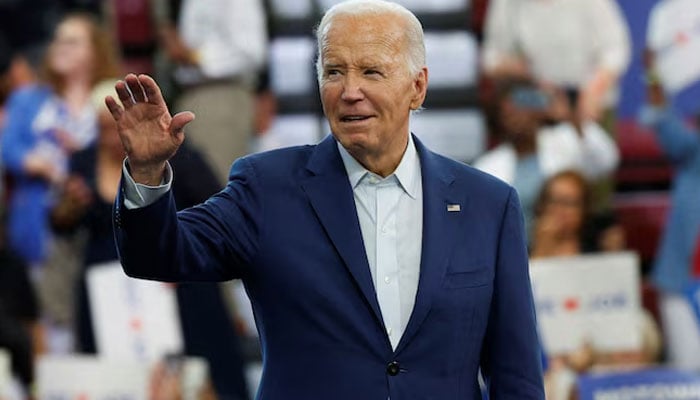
170 111 196 140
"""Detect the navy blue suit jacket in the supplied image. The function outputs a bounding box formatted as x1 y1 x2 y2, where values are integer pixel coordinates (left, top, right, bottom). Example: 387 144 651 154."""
114 135 544 399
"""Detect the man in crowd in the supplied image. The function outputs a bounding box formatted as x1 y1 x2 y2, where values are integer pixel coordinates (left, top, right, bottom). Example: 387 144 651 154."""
107 1 544 398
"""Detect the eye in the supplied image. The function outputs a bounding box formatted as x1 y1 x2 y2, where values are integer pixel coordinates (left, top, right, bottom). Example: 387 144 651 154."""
364 69 381 76
325 69 341 76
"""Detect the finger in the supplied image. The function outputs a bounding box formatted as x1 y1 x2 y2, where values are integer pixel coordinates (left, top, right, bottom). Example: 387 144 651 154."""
115 80 134 109
170 111 195 140
105 96 124 121
138 74 165 106
125 73 147 103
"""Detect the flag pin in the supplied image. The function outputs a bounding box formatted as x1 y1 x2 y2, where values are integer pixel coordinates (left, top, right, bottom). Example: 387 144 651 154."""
447 204 461 212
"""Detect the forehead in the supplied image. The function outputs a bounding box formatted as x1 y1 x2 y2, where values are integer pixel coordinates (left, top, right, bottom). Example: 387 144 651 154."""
322 14 406 64
56 18 90 37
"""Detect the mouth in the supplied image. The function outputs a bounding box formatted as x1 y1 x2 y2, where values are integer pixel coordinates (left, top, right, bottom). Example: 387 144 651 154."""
340 115 374 123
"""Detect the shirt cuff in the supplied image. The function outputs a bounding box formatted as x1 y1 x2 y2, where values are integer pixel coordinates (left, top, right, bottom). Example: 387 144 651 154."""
122 159 173 210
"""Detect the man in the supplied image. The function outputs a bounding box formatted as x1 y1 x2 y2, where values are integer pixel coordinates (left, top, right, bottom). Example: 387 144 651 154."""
108 1 544 398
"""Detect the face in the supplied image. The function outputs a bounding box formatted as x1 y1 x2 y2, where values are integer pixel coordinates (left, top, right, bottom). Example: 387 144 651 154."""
319 14 427 160
500 98 539 145
542 176 585 235
48 18 94 77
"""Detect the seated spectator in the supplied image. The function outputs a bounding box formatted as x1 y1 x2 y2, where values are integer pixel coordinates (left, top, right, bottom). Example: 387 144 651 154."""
473 78 619 236
531 173 660 400
640 49 700 371
530 170 625 258
51 80 250 399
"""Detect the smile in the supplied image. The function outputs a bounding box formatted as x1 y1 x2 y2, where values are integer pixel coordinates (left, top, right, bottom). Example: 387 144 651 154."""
340 115 373 122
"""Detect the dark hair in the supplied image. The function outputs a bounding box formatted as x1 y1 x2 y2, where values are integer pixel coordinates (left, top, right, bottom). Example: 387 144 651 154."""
533 170 592 231
40 12 121 95
483 76 544 140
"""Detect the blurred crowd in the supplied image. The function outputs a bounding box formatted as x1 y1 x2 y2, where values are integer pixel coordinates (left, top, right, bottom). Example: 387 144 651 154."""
0 0 698 399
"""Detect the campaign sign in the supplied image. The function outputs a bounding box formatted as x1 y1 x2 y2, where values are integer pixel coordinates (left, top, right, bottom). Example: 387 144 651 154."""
37 356 148 400
647 0 700 93
529 252 642 355
687 281 700 328
86 261 183 361
578 368 700 400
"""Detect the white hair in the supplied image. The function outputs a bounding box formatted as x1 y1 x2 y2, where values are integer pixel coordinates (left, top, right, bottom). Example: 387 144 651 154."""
315 0 426 83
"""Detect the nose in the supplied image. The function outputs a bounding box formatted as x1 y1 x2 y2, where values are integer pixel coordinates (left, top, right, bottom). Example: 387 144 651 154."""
340 73 365 103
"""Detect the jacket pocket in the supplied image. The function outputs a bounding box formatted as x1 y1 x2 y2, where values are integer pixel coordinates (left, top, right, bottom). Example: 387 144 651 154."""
443 266 492 289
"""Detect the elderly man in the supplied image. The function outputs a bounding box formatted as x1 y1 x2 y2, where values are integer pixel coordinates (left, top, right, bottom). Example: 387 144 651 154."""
107 1 544 398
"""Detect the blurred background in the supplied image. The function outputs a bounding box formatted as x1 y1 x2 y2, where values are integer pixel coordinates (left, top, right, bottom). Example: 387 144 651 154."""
1 0 700 399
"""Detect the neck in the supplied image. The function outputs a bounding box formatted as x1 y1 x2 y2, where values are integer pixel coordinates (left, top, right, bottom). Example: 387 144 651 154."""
348 134 409 177
513 135 536 157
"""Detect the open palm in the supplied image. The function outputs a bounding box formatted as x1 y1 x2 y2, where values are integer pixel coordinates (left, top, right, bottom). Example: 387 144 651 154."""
105 74 194 184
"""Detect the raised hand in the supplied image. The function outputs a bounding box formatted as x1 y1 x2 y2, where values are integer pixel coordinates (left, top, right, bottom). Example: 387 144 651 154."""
105 74 195 185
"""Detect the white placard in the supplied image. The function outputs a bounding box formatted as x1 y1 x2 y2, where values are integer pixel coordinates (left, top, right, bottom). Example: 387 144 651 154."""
529 252 642 355
270 37 316 96
37 356 148 399
647 0 700 93
411 109 486 162
86 261 183 361
37 356 209 400
425 31 478 88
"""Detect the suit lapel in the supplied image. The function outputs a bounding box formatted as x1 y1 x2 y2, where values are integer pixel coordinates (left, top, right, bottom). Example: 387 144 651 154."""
301 136 386 328
396 137 460 354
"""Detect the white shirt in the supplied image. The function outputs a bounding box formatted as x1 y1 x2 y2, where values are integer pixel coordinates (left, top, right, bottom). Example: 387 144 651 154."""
482 0 630 103
175 0 267 84
337 135 423 350
121 136 424 350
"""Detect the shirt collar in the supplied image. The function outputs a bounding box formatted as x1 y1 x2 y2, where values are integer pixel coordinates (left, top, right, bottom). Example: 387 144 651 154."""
337 134 420 199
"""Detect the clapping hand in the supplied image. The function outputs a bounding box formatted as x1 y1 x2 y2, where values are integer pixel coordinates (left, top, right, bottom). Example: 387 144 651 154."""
105 74 195 185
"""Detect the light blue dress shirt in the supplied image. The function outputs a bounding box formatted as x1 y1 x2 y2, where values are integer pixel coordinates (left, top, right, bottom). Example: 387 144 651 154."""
122 135 424 349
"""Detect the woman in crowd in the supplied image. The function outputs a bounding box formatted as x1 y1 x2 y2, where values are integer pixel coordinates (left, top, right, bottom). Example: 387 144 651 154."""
531 171 660 400
51 81 250 400
0 13 120 269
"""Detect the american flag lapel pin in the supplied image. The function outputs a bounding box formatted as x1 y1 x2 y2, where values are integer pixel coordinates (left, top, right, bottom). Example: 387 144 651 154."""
447 204 461 212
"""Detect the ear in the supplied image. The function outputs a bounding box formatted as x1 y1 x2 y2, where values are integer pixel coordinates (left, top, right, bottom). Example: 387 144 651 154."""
409 67 428 110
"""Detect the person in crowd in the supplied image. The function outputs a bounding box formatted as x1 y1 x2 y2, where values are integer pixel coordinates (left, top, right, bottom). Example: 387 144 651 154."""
481 0 631 123
640 50 700 371
106 0 544 398
530 170 625 258
531 171 660 400
473 78 619 237
51 80 250 400
155 0 268 184
0 13 120 269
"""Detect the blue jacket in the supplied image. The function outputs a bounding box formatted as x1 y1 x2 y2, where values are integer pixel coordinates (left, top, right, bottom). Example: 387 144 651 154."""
114 135 544 399
646 109 700 293
1 85 55 264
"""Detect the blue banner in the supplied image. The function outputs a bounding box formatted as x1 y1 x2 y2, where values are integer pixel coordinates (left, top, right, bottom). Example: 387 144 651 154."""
578 369 700 400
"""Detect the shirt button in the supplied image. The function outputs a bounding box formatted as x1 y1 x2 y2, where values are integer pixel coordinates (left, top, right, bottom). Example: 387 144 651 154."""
384 276 391 284
386 361 401 376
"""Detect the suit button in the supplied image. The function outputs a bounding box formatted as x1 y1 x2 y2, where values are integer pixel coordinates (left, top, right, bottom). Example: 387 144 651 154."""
386 361 400 376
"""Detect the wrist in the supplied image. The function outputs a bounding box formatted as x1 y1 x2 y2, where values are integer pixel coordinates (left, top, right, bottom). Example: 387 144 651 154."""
127 159 167 186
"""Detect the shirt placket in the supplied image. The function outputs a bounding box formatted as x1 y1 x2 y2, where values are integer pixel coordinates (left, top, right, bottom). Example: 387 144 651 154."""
375 181 402 350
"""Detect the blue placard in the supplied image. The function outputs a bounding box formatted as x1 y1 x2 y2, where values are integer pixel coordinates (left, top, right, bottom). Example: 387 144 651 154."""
578 369 700 400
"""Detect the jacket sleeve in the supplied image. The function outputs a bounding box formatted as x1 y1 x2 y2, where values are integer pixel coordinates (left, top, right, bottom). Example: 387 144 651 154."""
114 157 263 282
480 188 545 399
650 109 700 166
